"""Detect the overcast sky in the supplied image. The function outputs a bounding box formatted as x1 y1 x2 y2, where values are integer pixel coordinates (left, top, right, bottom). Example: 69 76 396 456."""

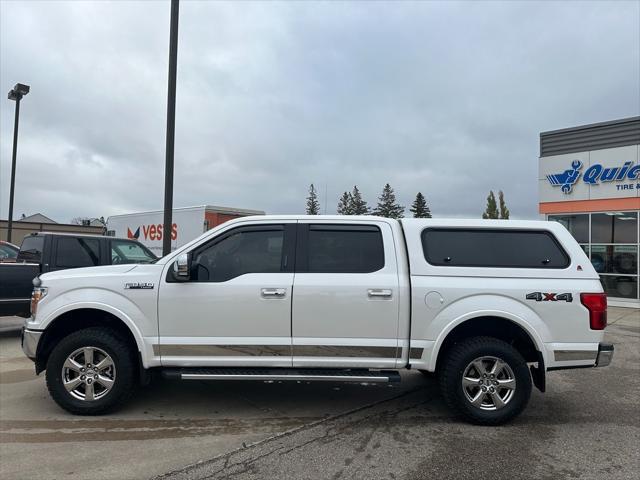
1 0 639 223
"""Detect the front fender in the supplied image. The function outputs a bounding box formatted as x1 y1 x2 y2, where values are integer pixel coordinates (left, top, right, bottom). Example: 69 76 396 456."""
25 288 158 368
425 294 550 371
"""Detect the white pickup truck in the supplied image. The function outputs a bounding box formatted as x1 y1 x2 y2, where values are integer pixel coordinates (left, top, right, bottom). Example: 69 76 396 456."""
22 216 613 425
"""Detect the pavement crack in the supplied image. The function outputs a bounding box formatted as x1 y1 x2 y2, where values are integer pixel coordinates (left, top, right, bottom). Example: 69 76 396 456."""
153 386 429 480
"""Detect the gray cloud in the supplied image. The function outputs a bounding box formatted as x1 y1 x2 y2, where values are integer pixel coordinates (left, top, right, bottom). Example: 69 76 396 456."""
1 0 638 223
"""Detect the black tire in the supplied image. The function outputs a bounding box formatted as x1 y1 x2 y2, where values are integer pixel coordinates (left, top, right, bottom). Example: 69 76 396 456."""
45 327 137 415
438 336 532 425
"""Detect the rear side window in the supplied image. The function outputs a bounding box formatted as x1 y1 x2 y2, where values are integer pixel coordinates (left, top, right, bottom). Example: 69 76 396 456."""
17 236 44 263
421 228 569 269
306 225 384 273
55 237 101 268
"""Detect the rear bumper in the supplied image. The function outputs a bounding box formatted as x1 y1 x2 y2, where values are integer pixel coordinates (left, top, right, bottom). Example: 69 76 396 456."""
21 327 42 361
595 343 614 367
548 342 614 371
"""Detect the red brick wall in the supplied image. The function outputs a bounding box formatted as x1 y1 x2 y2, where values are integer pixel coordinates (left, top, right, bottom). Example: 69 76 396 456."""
204 212 248 230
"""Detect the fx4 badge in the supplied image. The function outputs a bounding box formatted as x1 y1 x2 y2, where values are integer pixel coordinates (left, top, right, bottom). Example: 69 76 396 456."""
526 292 572 302
125 282 155 290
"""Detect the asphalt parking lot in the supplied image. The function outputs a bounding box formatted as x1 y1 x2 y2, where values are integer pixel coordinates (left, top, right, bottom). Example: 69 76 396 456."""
1 308 638 480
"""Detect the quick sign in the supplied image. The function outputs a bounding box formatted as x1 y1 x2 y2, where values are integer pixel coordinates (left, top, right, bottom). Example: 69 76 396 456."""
547 160 640 194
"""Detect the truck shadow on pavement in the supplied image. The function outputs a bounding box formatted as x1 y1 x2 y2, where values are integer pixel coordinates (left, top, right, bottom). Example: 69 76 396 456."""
0 372 436 444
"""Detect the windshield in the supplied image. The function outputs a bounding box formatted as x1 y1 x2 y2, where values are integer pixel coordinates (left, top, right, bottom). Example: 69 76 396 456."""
0 242 19 260
110 239 157 265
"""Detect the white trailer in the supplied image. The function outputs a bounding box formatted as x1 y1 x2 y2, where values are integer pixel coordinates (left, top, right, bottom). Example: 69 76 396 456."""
106 205 263 255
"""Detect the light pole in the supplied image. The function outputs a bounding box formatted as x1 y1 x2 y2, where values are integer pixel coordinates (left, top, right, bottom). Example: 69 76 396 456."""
162 0 179 256
6 83 30 244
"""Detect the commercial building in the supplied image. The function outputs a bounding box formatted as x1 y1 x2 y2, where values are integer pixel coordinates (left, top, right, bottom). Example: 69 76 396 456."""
539 116 640 307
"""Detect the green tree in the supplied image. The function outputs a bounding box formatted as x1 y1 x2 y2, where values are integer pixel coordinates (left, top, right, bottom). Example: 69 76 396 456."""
306 184 320 215
498 190 510 219
410 192 432 218
337 191 353 215
350 186 370 215
373 183 404 218
482 190 499 219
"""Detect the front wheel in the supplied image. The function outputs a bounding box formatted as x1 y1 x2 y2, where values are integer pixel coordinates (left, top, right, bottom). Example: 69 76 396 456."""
45 327 137 415
438 336 532 425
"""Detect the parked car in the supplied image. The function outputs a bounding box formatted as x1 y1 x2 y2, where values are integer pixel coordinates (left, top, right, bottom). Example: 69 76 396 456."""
0 240 19 262
21 216 612 425
1 232 156 317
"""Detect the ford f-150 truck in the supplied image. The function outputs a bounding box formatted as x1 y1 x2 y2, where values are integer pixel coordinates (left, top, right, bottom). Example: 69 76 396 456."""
21 216 613 425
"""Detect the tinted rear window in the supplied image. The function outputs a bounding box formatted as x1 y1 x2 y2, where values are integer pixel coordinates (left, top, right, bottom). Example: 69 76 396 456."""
307 225 384 273
421 228 569 269
17 236 44 263
55 237 101 268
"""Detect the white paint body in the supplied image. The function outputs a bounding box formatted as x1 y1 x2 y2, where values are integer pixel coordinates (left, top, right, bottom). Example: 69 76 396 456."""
26 216 605 372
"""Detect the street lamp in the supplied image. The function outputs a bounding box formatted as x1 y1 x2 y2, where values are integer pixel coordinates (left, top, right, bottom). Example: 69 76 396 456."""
162 0 179 256
6 83 30 244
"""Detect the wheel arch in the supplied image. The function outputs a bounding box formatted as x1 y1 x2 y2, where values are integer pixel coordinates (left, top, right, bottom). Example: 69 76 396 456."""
35 306 145 374
430 312 547 375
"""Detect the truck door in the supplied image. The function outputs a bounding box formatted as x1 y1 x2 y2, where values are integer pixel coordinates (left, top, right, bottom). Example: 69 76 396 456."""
157 222 296 367
292 221 400 368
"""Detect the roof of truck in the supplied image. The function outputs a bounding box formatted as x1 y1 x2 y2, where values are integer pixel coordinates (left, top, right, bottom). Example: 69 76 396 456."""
215 215 557 228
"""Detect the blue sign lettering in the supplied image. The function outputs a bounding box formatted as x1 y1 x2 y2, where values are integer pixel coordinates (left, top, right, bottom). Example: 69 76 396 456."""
583 164 601 185
547 160 638 194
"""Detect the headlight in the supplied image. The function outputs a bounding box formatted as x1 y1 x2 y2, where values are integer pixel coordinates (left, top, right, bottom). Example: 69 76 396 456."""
30 287 48 317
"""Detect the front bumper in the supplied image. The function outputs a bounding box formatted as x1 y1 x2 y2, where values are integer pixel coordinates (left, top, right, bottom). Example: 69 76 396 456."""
595 343 614 367
21 327 42 360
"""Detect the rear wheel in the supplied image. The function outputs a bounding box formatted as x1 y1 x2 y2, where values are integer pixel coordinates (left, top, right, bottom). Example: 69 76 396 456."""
438 336 532 425
45 327 137 415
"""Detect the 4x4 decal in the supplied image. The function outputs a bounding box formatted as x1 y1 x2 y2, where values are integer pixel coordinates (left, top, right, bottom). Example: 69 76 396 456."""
526 292 573 302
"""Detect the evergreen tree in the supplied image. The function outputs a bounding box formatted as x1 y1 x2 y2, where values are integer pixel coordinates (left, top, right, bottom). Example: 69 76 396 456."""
306 184 320 215
410 192 432 218
498 190 510 219
350 186 370 215
373 183 404 218
337 191 353 215
482 190 499 219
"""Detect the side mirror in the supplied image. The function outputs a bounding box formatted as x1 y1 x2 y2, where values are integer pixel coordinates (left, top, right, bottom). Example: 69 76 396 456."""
172 253 190 280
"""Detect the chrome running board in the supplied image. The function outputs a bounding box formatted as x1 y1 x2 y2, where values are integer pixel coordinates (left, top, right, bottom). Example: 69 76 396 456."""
161 367 401 383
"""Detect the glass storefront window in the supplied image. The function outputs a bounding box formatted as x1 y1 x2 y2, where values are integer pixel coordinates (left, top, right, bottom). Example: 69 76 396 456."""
548 211 639 300
599 275 638 299
590 245 638 275
548 214 589 243
591 212 638 244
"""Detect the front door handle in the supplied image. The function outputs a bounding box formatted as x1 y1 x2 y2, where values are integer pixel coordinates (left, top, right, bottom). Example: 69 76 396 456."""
367 289 392 299
261 288 286 298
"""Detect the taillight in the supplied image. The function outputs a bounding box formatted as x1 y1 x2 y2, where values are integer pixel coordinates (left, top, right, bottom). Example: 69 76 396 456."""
580 293 607 330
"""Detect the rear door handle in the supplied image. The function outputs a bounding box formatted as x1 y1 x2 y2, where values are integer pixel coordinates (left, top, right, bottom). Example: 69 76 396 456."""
367 289 392 299
261 288 286 298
